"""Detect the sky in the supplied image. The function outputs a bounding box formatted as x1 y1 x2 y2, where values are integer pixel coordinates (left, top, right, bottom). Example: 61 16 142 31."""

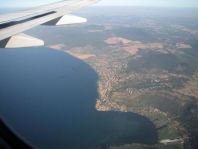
1 0 198 8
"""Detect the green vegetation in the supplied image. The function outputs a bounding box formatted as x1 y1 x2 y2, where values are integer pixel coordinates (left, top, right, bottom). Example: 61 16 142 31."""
127 50 198 75
108 143 184 149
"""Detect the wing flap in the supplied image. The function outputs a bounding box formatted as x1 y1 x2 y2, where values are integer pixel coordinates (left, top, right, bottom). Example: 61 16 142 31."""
1 33 44 48
44 15 87 25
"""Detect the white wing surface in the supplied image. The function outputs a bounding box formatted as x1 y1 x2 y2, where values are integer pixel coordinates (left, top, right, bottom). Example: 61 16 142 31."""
0 0 100 48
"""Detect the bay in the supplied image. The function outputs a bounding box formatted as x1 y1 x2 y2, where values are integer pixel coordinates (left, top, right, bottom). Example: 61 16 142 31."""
0 48 157 149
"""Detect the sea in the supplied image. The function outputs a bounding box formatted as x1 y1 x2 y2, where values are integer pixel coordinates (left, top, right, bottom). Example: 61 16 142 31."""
0 48 157 149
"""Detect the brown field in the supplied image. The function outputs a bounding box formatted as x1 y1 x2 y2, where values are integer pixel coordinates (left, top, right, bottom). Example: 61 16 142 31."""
105 37 163 55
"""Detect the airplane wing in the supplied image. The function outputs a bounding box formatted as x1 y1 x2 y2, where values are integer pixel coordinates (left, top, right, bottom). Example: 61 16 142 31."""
0 0 100 48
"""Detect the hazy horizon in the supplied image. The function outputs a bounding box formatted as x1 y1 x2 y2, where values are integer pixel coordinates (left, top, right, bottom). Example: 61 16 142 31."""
1 0 198 8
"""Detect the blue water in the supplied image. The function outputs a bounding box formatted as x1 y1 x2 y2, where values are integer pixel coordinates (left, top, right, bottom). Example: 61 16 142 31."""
0 48 157 149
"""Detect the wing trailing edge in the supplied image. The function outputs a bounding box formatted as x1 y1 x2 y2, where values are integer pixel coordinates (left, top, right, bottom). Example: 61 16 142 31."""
0 0 100 48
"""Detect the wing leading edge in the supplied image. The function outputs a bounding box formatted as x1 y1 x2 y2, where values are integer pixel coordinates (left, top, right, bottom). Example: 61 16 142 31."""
0 0 100 48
